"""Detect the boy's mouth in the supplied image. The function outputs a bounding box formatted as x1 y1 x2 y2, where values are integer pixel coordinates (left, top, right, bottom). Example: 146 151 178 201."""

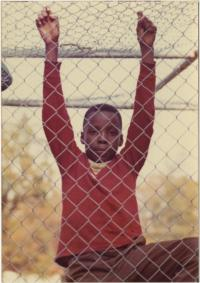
95 148 107 153
93 147 111 157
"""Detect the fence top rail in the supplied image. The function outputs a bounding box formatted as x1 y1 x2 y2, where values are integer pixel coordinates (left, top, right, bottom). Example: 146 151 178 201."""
1 99 197 111
1 47 197 59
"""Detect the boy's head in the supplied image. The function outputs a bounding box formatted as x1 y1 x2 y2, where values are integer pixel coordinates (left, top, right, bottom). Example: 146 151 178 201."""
81 104 123 163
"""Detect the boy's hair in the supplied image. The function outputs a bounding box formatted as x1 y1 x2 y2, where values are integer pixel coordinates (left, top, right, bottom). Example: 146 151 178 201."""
83 103 122 129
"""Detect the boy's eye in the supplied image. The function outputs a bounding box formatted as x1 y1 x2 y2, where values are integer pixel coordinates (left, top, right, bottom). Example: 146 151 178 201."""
109 128 118 135
88 128 98 134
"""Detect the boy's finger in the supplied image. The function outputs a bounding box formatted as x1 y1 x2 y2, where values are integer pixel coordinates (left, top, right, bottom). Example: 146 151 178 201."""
38 15 45 24
41 9 48 18
136 24 144 39
144 19 153 30
140 16 151 26
37 14 42 21
45 7 56 21
45 6 51 14
43 8 57 22
148 25 157 33
49 14 57 21
137 11 143 20
41 12 49 23
136 23 144 33
136 12 144 28
36 19 42 28
140 17 155 32
137 13 149 33
40 7 52 22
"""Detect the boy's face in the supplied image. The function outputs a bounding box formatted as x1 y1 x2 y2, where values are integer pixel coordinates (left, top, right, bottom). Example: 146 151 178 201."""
81 110 123 163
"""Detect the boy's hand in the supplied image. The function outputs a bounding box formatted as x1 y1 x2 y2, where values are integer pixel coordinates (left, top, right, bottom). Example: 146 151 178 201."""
36 7 59 45
136 12 156 63
136 12 157 49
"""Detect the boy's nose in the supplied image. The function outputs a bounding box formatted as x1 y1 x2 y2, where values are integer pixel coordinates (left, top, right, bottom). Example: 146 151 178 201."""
97 132 108 143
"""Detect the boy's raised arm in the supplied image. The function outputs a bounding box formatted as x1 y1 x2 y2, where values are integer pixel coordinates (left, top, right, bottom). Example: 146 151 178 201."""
121 12 157 175
36 8 80 176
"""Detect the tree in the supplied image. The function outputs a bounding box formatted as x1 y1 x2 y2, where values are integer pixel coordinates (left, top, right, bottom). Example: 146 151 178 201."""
2 116 62 276
138 175 198 243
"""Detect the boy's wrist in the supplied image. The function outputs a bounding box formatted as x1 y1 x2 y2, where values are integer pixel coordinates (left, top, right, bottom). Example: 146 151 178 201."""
45 42 59 62
141 46 154 64
45 41 59 48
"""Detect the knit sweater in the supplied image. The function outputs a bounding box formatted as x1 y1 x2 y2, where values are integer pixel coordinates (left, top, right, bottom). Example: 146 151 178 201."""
43 60 156 267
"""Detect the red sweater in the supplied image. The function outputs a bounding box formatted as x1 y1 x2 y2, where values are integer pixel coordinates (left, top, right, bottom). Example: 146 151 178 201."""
43 61 155 267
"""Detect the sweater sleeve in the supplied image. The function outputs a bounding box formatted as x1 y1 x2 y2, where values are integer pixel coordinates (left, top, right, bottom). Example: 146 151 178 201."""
120 62 156 176
43 61 81 176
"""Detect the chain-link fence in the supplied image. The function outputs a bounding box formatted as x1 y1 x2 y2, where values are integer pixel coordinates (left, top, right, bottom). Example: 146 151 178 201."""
2 1 198 282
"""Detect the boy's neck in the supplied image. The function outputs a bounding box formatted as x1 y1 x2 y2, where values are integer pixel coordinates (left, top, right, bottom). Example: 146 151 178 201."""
89 159 110 164
88 159 109 175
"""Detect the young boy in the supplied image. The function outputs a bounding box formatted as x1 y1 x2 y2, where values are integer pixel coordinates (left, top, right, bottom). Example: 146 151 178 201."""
36 8 198 282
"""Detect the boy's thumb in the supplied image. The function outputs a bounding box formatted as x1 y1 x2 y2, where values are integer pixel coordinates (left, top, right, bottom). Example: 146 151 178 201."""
137 11 143 20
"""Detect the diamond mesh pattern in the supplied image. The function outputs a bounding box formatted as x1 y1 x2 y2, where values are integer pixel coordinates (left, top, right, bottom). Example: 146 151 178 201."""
2 1 198 282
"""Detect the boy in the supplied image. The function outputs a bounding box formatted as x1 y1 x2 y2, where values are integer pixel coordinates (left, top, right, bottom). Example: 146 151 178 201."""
36 8 198 282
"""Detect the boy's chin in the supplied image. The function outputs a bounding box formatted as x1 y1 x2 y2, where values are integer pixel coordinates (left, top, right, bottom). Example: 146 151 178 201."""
95 156 111 163
87 151 116 163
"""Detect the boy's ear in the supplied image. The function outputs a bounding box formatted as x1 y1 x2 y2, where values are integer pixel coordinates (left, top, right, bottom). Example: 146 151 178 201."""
81 132 85 145
119 134 123 147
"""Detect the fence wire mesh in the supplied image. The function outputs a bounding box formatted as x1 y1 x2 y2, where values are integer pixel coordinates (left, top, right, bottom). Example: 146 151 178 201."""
1 1 198 282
